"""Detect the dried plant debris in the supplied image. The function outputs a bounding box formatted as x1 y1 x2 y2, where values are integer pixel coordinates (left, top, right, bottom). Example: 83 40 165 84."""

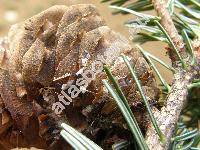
0 4 159 149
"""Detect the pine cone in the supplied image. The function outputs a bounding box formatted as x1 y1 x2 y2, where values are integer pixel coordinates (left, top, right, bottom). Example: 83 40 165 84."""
0 4 159 149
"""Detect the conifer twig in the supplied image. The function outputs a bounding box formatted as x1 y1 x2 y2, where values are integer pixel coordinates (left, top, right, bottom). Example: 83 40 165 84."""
151 0 188 63
146 0 200 149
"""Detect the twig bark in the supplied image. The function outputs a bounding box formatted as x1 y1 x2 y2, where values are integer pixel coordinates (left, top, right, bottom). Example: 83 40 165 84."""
146 0 200 149
151 0 187 63
146 66 200 149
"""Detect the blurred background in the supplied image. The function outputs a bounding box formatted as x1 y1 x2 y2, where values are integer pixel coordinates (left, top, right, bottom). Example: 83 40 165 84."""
0 0 172 82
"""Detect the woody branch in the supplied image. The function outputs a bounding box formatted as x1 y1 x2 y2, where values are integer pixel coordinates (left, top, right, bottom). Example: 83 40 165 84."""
145 0 200 149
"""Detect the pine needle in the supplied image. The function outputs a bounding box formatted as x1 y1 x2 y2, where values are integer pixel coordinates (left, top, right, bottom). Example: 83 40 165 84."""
103 65 142 135
112 140 130 150
172 129 199 142
136 45 171 92
154 20 187 69
109 5 158 19
61 130 87 150
103 80 149 150
142 49 176 73
181 29 196 65
61 123 103 150
122 54 166 144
